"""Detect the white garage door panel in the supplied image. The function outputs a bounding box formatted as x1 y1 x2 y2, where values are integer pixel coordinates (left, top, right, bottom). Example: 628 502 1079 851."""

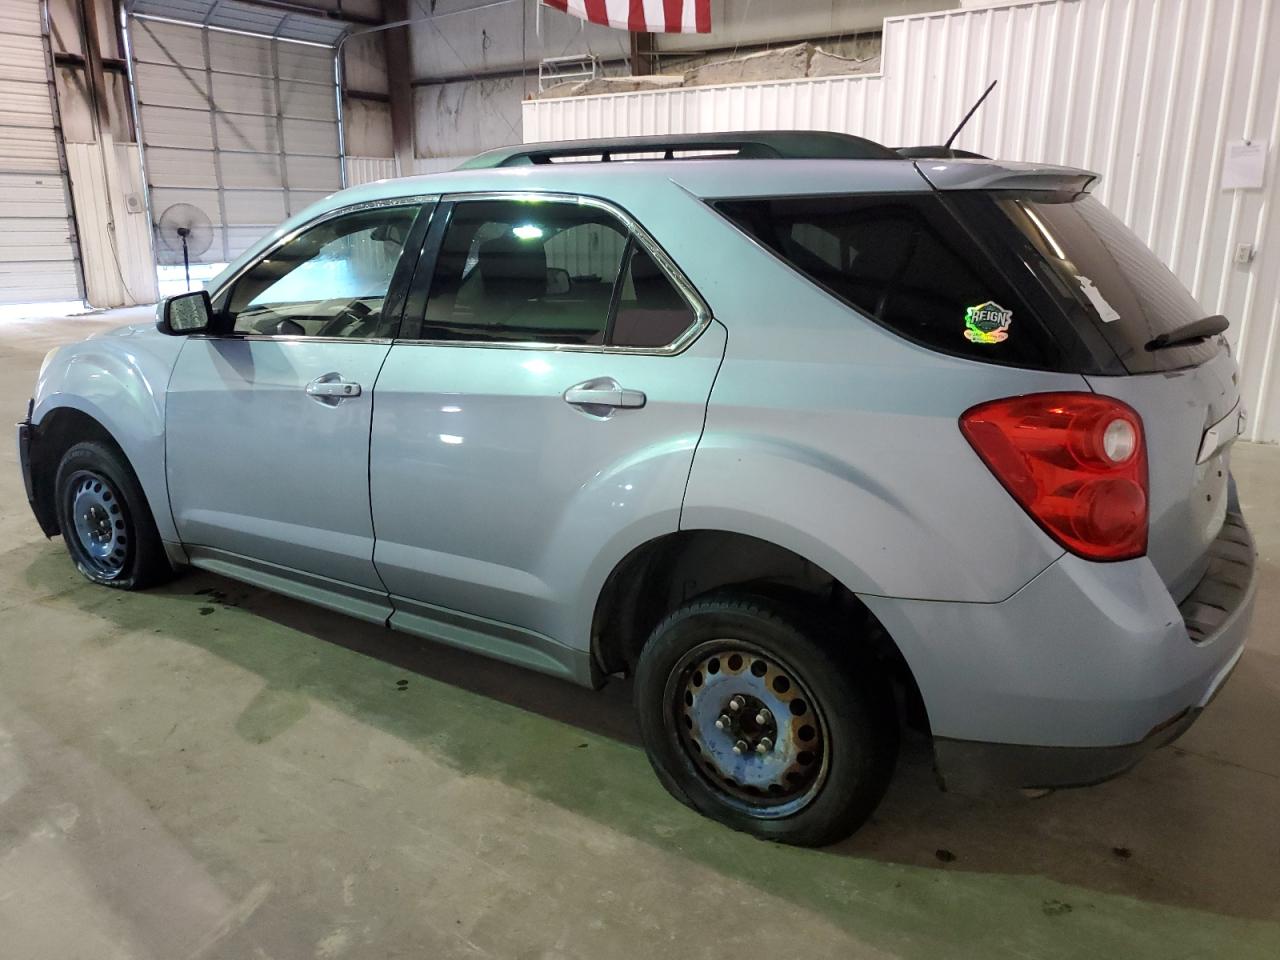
136 105 214 149
286 155 341 190
219 152 284 188
0 262 79 300
133 16 341 265
134 62 211 110
278 81 337 121
0 128 63 172
208 31 273 76
282 117 339 156
130 19 205 66
144 147 219 187
216 113 280 154
211 72 276 115
223 190 286 224
276 43 334 82
0 0 80 304
148 187 222 224
288 190 332 213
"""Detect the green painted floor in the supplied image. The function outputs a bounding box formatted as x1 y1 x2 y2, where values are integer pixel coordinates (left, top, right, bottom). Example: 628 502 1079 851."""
1 309 1278 959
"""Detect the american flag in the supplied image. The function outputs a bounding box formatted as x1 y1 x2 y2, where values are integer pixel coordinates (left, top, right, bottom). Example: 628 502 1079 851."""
543 0 711 34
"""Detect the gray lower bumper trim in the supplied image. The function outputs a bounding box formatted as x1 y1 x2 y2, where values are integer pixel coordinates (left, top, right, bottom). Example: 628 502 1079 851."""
933 708 1198 795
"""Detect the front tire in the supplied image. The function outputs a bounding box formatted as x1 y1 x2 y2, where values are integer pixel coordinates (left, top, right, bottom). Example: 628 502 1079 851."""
634 594 897 846
54 440 170 590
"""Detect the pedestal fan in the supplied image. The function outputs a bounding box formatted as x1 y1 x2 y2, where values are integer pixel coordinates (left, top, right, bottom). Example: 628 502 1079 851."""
157 203 214 291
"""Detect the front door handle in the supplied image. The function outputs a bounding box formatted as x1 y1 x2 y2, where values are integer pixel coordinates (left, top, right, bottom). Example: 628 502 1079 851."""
306 373 363 405
563 377 646 413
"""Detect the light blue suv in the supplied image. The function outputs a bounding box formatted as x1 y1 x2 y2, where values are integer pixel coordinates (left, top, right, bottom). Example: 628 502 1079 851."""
18 133 1256 845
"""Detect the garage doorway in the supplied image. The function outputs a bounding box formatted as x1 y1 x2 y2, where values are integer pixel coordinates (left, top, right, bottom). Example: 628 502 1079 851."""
127 15 343 280
0 0 83 306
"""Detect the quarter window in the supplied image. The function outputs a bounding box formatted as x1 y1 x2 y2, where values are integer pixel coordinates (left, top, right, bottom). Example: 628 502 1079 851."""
223 205 419 339
715 194 1061 368
419 198 696 348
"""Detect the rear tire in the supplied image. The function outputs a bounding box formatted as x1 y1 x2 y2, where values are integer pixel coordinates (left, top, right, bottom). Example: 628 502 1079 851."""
54 440 171 590
634 593 897 846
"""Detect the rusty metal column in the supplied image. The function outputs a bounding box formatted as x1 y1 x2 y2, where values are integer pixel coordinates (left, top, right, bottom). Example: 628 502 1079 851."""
382 0 414 176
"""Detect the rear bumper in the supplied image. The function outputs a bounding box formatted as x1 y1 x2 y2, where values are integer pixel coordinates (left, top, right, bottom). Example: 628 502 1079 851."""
862 509 1256 792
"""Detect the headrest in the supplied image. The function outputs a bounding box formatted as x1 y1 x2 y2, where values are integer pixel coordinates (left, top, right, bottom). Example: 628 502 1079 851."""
478 233 548 292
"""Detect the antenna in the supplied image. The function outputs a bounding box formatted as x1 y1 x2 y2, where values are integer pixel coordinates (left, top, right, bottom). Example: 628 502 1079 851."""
943 80 998 153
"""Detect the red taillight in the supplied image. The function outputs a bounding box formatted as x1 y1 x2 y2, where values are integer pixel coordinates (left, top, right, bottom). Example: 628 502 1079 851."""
960 392 1148 562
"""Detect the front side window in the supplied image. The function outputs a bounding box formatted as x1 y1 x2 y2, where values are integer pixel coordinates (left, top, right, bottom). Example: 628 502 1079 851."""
419 198 697 348
223 205 419 339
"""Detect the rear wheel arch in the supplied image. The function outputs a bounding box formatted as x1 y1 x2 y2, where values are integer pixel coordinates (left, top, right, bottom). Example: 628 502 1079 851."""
591 529 930 735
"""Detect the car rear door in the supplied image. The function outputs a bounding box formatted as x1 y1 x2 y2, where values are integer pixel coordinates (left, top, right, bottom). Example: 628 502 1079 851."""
368 194 723 657
165 200 433 620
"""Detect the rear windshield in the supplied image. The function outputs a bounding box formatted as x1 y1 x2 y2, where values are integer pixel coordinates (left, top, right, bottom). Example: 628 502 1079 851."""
714 193 1072 370
949 192 1221 373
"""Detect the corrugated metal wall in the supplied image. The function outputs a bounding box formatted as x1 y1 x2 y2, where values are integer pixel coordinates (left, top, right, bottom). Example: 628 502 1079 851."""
65 142 157 306
345 156 398 186
0 0 81 304
130 15 343 265
523 0 1280 443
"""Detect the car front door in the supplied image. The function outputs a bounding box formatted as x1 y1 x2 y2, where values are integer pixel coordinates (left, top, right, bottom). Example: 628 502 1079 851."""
165 200 432 621
369 194 724 665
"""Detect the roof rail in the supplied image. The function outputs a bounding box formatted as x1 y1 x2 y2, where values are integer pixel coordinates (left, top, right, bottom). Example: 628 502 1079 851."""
458 131 899 169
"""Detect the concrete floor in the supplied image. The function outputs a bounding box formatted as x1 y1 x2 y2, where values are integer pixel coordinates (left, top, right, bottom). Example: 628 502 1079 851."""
1 307 1278 960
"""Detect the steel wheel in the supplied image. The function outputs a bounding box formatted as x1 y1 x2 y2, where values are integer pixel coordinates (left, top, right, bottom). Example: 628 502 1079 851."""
667 640 830 818
66 469 130 579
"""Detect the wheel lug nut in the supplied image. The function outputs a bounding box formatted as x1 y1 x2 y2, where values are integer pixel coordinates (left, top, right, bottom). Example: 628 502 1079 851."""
756 737 773 754
755 709 771 725
714 714 731 731
732 740 748 755
728 696 744 712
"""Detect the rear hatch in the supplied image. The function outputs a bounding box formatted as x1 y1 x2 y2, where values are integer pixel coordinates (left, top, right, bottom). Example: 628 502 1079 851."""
935 169 1241 599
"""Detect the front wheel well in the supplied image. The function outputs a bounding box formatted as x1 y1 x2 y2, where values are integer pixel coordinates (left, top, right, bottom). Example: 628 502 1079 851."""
591 530 929 733
29 408 122 535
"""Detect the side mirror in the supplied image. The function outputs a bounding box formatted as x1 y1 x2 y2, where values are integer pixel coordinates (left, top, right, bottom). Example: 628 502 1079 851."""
157 290 213 336
545 267 571 296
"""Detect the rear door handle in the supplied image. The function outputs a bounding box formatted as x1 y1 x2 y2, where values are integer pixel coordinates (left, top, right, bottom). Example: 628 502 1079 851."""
306 373 362 404
563 377 646 412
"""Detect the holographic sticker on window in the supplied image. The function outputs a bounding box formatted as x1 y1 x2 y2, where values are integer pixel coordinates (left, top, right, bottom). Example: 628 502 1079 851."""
963 301 1013 344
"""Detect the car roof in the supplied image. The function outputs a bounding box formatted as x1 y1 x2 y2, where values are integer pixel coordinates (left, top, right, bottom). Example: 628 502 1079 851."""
323 154 1095 210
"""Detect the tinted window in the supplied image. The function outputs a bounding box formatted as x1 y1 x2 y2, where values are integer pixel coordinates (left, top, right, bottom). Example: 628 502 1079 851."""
610 245 697 348
423 200 626 345
418 199 699 348
225 206 418 338
715 194 1064 368
956 193 1220 372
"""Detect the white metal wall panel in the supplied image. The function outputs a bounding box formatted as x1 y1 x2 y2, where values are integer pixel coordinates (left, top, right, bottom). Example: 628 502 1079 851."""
343 156 397 187
65 142 158 306
523 0 1280 443
0 0 80 303
130 16 342 264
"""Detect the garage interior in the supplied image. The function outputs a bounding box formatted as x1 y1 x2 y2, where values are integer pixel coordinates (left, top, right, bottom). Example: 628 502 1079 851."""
1 0 1278 957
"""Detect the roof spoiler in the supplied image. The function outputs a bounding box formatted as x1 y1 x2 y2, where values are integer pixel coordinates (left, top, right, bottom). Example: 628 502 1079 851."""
915 160 1098 196
458 130 899 168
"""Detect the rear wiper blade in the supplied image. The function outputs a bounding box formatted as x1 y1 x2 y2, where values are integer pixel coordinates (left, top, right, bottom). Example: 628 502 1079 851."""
1145 314 1229 351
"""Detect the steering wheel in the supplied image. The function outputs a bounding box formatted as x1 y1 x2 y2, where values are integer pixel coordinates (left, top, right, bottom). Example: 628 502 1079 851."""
314 299 376 338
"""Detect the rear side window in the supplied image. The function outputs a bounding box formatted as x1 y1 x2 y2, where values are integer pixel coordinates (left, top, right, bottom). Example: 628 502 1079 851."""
418 198 698 348
714 194 1065 368
953 193 1220 373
